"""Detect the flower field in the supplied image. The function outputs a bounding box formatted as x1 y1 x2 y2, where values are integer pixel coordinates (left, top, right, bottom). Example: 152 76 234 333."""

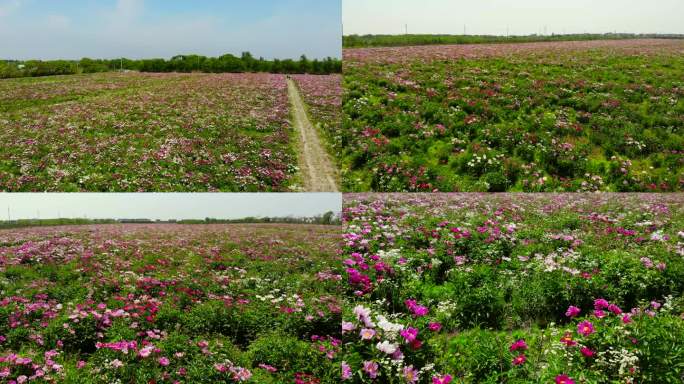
342 39 684 192
0 72 307 192
341 193 684 383
0 223 342 383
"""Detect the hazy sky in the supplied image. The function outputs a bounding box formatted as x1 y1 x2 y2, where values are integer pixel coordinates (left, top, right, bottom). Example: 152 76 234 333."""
0 0 341 60
343 0 684 36
0 193 341 220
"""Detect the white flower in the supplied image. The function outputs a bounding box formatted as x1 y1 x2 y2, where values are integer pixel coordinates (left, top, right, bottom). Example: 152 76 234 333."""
376 340 398 354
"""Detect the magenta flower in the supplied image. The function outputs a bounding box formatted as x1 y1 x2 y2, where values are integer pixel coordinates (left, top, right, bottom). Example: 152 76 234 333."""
565 306 581 317
594 298 609 310
432 374 453 384
580 346 595 358
158 357 170 366
577 320 595 336
608 304 623 315
509 339 528 352
400 327 419 343
512 354 526 366
429 322 442 332
555 374 575 384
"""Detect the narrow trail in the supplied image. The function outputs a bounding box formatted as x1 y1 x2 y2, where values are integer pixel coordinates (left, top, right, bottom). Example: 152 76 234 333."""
287 78 339 192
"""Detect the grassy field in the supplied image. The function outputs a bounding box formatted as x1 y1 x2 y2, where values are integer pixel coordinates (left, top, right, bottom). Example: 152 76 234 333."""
342 39 684 192
0 223 342 383
341 193 684 383
0 72 340 192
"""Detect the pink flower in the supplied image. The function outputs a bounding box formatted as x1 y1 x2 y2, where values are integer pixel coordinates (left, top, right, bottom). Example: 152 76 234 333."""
565 306 581 317
555 374 575 384
432 374 453 384
593 309 606 318
342 321 355 333
608 304 623 315
512 354 526 366
594 298 609 310
405 299 429 317
258 364 277 373
428 322 442 332
580 346 595 357
400 327 419 343
233 367 252 381
403 365 419 383
622 314 632 324
577 320 595 336
341 362 352 380
363 361 378 378
509 339 528 352
76 360 86 369
158 357 170 366
360 328 376 340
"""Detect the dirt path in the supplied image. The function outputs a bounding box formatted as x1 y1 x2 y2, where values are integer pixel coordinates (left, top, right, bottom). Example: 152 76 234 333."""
287 78 339 192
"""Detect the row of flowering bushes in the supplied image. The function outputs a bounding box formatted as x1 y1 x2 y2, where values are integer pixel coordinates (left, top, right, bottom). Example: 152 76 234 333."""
340 193 684 382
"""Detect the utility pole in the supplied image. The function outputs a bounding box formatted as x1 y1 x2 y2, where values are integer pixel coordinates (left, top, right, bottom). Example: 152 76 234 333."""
405 24 408 35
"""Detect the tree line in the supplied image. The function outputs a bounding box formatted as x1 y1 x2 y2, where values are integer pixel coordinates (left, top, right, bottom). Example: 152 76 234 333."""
0 212 340 229
0 52 341 79
343 33 684 48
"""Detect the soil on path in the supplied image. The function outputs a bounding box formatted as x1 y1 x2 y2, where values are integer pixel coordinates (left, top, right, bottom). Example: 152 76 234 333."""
287 78 339 192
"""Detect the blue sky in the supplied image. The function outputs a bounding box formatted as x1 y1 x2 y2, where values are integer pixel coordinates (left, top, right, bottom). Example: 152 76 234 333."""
1 193 341 220
0 0 341 60
344 0 684 36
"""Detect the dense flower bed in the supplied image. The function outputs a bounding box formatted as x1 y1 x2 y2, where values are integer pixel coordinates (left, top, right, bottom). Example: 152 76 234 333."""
341 193 684 383
0 223 342 383
342 39 684 192
0 73 300 191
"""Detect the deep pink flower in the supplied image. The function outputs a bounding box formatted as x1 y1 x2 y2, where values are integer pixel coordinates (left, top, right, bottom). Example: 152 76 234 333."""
565 306 581 317
577 320 595 336
158 357 170 366
509 339 528 352
594 298 609 310
580 346 595 357
428 322 442 332
512 354 526 366
400 327 419 343
608 304 623 315
555 374 575 384
432 374 453 384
